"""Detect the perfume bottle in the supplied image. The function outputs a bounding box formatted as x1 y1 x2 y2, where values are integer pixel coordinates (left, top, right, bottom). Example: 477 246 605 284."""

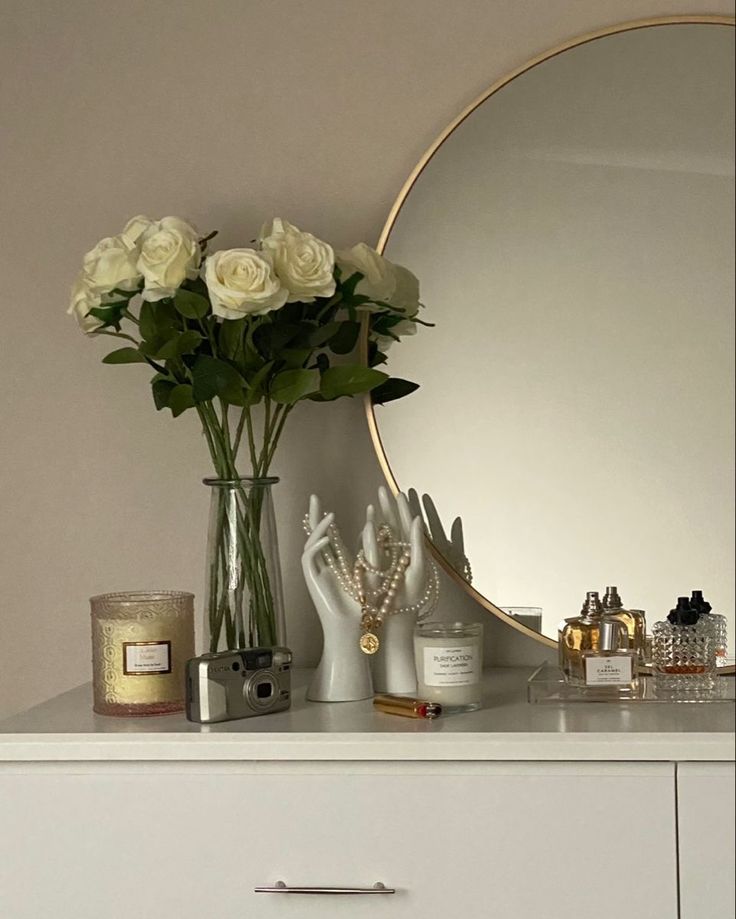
581 620 638 691
691 590 728 664
559 591 605 685
601 586 646 663
652 597 717 691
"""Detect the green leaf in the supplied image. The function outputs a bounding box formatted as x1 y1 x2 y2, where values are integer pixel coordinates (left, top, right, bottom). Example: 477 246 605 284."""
270 368 320 404
368 344 388 367
169 384 196 417
139 339 163 357
307 321 341 347
278 302 307 324
253 322 302 358
328 320 361 355
219 319 245 360
89 304 125 328
191 355 245 404
243 360 274 406
370 377 420 405
156 330 203 359
320 365 388 401
139 302 158 341
174 289 210 320
339 270 364 303
102 347 147 364
280 348 311 369
152 378 176 410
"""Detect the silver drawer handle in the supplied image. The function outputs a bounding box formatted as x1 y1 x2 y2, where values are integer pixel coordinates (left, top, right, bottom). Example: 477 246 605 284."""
255 881 395 895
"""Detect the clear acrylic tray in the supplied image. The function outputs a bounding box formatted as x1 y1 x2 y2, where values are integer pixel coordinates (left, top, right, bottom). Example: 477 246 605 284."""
527 663 736 704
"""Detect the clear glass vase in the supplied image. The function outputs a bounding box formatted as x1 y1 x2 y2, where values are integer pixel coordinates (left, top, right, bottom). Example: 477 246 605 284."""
203 477 286 653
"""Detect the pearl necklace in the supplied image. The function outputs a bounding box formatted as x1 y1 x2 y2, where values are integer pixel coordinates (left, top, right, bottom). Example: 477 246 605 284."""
303 514 439 654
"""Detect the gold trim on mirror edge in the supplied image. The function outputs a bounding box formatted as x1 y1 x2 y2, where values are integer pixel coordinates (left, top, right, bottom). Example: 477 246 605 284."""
361 14 736 672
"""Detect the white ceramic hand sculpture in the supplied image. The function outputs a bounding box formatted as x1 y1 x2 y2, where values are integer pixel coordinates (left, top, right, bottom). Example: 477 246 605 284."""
367 487 428 695
302 495 373 702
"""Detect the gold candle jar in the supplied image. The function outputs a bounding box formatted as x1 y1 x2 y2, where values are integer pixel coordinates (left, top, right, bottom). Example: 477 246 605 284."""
91 591 194 716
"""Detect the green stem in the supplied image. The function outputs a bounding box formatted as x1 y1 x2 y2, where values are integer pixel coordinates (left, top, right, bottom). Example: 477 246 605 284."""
219 400 233 465
98 329 139 344
263 405 293 471
232 407 248 459
244 406 259 476
200 390 296 652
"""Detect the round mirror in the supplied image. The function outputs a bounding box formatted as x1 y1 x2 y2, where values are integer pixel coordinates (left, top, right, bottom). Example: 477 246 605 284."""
368 17 735 661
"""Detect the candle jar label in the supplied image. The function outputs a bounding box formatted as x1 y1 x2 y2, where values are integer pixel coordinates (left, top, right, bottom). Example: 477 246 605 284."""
423 645 481 686
123 641 172 675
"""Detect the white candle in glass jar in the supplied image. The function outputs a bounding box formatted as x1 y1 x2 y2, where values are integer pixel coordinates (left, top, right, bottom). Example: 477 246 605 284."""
414 622 483 712
90 591 194 717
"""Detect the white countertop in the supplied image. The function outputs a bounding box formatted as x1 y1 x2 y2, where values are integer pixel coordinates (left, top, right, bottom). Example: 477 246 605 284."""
0 668 733 763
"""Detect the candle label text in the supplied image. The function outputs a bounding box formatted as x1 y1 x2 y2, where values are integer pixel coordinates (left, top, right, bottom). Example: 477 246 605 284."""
123 640 172 675
423 645 480 686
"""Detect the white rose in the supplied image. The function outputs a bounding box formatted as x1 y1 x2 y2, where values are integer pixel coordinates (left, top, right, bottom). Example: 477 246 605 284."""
121 214 154 247
204 248 288 320
82 234 141 294
260 218 335 302
138 216 201 301
337 243 395 304
338 243 420 316
67 272 104 334
390 263 420 317
371 315 418 352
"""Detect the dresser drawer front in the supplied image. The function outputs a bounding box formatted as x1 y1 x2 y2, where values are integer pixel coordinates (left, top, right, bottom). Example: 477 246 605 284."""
678 762 736 919
0 763 676 919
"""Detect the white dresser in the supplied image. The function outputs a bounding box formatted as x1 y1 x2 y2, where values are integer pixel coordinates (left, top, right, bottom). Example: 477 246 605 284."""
0 669 733 919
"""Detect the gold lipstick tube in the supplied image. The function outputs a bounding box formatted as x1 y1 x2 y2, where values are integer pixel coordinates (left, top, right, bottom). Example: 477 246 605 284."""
373 694 442 719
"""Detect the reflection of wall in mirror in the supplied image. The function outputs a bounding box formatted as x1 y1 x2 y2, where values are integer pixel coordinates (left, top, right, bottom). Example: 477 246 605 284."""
377 25 735 643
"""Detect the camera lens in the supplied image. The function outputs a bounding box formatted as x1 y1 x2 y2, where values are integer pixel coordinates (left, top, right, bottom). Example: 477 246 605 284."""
244 672 278 709
256 682 273 699
231 661 240 672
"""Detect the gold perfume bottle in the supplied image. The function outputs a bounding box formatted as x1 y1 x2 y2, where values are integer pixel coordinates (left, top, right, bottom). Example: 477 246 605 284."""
559 591 605 684
601 586 646 664
581 620 639 693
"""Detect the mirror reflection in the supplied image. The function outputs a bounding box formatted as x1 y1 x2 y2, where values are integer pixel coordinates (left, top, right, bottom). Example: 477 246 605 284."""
373 23 735 653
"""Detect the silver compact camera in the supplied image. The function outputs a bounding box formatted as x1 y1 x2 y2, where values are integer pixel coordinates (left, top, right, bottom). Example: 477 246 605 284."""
185 647 292 724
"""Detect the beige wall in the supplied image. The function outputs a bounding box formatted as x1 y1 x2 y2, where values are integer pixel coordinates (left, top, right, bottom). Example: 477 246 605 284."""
1 0 731 719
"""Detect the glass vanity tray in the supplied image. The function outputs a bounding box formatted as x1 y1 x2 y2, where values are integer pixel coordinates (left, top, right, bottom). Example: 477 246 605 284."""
527 663 736 704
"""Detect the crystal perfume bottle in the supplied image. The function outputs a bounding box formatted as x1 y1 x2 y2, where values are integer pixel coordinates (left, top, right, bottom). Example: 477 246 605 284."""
691 590 728 665
652 597 717 691
559 591 605 685
581 620 638 693
601 586 646 664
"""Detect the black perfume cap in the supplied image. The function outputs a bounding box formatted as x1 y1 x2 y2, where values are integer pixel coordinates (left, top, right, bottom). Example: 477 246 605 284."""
690 590 712 615
668 596 699 625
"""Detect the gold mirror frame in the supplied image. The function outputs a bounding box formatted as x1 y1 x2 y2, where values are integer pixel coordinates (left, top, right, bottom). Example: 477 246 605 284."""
363 14 736 672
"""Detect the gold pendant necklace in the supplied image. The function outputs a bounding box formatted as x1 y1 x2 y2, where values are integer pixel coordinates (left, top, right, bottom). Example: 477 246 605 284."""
359 631 380 655
359 610 381 655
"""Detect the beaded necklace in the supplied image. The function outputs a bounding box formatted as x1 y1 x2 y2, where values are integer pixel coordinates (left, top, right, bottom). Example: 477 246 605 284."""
303 514 439 654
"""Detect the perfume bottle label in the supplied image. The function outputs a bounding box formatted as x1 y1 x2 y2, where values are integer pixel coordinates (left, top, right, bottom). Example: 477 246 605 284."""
423 646 480 686
584 656 633 686
123 640 172 675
